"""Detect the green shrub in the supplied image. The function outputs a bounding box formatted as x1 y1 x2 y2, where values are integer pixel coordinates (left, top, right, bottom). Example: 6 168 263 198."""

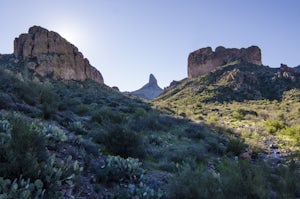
68 121 87 134
15 81 39 106
92 107 124 125
269 161 300 197
105 125 145 158
265 120 285 134
74 103 90 115
0 176 45 199
232 109 257 120
217 159 269 199
113 183 165 199
94 155 144 184
167 164 221 199
39 85 58 119
0 93 14 109
130 111 162 131
280 125 300 142
2 116 47 179
40 154 83 194
46 124 67 149
226 137 247 156
184 124 206 140
208 115 219 123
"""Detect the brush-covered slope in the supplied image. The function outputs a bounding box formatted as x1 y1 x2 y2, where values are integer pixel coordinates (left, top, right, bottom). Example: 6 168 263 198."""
158 61 300 103
155 61 300 173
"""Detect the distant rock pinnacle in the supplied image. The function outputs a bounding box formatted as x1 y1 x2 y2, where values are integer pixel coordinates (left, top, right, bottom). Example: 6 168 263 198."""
149 74 158 86
130 74 163 100
14 26 104 84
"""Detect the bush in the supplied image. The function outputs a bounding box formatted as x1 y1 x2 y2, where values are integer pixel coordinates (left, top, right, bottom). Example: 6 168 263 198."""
217 159 269 199
68 121 87 134
226 137 247 156
0 114 82 197
93 155 164 198
94 156 144 184
0 176 45 199
280 125 300 142
167 164 221 199
184 124 206 140
232 109 257 120
1 116 47 179
265 120 285 134
105 125 145 158
39 85 58 119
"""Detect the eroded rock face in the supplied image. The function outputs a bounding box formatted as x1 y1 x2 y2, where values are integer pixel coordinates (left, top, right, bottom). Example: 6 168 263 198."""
14 26 104 84
188 46 262 78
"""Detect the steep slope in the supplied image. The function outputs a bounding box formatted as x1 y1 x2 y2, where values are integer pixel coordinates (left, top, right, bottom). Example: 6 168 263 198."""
130 74 163 99
154 51 300 171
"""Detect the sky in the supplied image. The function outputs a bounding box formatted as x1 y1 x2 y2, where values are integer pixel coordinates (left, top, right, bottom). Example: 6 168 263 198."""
0 1 299 91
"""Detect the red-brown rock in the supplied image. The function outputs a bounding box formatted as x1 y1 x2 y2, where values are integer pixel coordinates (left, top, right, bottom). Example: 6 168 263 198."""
14 26 104 84
188 46 262 78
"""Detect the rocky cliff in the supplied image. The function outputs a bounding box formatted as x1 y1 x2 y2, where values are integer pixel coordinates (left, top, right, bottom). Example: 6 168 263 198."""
14 26 103 84
188 46 262 78
131 74 163 100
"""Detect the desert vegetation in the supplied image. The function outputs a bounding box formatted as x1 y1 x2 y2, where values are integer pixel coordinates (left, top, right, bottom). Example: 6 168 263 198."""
0 61 300 198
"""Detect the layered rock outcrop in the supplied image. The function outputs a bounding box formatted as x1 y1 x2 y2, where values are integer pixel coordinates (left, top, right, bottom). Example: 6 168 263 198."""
188 46 262 78
14 26 103 84
131 74 163 100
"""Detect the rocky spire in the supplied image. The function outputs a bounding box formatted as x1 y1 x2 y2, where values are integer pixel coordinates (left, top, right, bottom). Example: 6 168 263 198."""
149 74 157 86
130 74 163 100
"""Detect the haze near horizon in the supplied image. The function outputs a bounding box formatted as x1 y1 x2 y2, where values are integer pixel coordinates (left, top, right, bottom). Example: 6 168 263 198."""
0 0 299 91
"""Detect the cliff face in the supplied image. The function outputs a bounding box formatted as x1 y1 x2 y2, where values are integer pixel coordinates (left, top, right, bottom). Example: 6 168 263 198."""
14 26 103 84
131 74 163 100
188 46 262 78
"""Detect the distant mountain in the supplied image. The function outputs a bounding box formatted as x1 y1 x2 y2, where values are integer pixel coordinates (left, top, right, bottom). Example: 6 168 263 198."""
295 65 300 72
131 74 163 99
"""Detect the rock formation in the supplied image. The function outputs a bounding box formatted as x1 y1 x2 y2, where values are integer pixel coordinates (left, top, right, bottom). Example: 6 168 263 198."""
14 26 103 84
188 46 262 78
131 74 163 100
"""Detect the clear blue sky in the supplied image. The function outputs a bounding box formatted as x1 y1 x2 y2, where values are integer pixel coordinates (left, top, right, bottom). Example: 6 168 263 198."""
1 1 299 91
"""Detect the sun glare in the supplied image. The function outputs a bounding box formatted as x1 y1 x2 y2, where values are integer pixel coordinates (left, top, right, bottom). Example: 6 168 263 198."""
49 20 90 52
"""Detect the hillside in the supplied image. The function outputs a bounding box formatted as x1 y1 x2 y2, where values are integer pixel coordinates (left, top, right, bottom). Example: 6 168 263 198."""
0 28 300 198
154 60 300 170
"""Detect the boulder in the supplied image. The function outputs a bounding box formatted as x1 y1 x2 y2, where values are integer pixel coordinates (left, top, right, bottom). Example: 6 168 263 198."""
188 46 262 78
14 26 103 84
